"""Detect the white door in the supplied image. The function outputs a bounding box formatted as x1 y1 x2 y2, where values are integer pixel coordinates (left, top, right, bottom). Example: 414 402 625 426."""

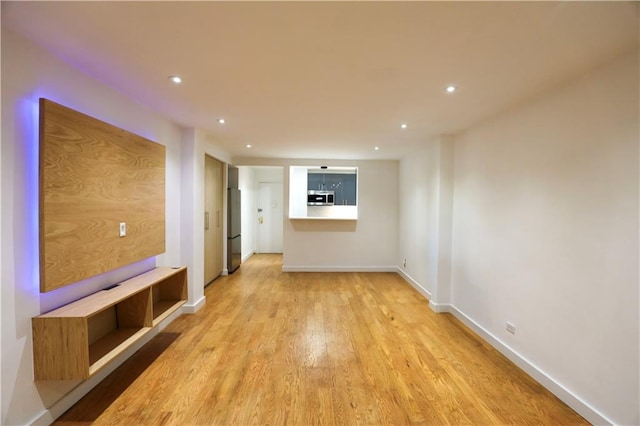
257 182 283 253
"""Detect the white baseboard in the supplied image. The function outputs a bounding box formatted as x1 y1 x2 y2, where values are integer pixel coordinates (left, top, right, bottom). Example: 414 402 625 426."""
438 303 612 426
428 300 450 313
282 265 397 273
242 250 254 263
392 268 611 425
396 267 432 300
181 295 205 314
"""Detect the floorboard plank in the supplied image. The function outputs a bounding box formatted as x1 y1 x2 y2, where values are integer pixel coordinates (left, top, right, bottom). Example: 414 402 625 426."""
55 254 588 425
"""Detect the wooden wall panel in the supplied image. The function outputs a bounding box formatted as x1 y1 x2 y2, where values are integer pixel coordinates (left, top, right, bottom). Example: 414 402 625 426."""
39 99 166 292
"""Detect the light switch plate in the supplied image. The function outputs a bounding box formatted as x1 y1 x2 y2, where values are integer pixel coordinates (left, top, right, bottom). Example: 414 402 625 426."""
119 222 126 237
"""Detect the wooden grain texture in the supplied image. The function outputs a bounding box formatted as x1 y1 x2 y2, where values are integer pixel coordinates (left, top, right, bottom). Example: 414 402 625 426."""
55 255 588 425
33 267 186 380
86 307 116 346
204 155 224 283
39 98 166 292
32 317 89 380
154 269 187 302
37 267 185 318
152 300 185 325
116 289 152 328
152 268 187 323
88 328 151 375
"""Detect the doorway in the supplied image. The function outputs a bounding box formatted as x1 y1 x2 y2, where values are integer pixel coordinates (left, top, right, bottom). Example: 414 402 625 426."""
257 182 283 253
204 155 224 284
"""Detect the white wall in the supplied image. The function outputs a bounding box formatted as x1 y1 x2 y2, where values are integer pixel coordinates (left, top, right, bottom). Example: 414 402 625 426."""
398 136 453 305
254 166 285 184
448 50 637 424
0 29 189 425
238 166 257 260
288 166 310 218
283 160 398 271
235 158 399 271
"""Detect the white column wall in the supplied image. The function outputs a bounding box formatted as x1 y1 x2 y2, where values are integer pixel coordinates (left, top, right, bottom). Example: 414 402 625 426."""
238 166 257 261
397 136 453 306
179 128 205 310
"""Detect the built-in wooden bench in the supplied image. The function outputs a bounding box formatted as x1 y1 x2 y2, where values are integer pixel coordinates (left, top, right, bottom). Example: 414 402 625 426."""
32 266 187 380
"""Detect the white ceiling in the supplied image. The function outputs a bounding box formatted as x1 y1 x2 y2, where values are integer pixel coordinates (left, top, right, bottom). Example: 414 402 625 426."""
3 1 638 160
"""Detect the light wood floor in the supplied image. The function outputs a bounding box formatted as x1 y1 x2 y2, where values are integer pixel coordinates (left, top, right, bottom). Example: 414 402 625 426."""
56 254 587 425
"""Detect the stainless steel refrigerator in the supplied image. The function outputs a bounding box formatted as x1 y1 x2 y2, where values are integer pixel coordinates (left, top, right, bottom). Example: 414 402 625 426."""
227 188 241 273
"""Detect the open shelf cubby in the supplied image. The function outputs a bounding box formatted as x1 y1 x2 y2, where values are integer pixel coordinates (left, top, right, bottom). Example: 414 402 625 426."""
32 266 187 381
152 269 188 325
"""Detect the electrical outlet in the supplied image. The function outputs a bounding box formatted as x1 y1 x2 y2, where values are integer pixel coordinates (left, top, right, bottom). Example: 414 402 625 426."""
119 222 126 237
506 322 516 335
403 258 407 268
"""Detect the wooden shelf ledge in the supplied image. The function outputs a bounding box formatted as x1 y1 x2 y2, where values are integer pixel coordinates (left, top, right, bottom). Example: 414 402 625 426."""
32 266 188 381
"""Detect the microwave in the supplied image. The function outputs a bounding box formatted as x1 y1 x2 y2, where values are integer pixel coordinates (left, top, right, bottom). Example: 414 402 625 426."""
307 190 335 206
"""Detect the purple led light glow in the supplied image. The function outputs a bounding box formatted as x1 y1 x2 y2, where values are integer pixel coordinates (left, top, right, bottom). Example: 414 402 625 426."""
40 257 158 313
15 95 158 312
10 96 42 300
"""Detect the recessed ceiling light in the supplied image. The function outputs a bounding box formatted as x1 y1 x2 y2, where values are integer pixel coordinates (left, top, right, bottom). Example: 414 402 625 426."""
218 118 225 124
169 75 182 84
446 85 457 93
401 123 408 129
245 144 252 148
374 146 380 151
